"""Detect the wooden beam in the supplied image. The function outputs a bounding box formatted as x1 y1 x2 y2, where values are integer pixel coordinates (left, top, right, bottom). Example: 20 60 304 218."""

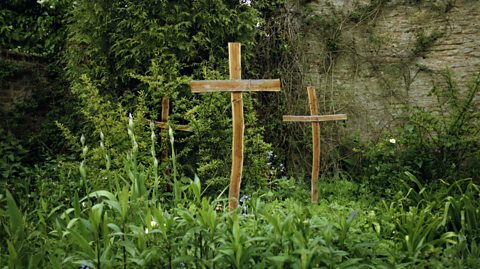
228 42 244 212
190 79 281 93
282 114 347 122
154 121 192 132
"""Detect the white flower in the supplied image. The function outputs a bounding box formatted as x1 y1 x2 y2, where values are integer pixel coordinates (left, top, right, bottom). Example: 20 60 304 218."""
145 228 149 234
128 113 134 129
168 127 174 144
150 220 158 228
240 0 251 6
82 145 88 156
81 201 87 208
389 138 396 144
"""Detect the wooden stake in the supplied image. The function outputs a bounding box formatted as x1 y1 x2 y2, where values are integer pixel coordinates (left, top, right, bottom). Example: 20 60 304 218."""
283 86 347 203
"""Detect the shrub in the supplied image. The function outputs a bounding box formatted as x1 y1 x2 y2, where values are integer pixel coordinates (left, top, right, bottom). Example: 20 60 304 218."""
344 71 480 193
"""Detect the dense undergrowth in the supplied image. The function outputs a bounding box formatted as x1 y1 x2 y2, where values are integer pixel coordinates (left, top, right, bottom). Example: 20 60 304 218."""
1 122 480 268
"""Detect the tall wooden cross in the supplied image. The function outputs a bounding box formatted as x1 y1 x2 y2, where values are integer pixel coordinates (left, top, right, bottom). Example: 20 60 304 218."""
190 42 281 211
283 86 347 203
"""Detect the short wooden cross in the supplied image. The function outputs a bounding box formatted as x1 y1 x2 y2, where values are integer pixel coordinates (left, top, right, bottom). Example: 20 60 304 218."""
153 96 191 191
283 86 347 203
190 42 281 211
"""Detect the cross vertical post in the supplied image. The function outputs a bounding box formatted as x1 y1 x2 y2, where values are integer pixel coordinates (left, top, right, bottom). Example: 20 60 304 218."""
307 87 321 203
190 42 281 211
228 43 244 212
283 86 347 203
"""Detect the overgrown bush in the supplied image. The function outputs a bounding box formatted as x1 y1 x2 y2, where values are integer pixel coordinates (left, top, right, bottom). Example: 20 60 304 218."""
343 71 480 193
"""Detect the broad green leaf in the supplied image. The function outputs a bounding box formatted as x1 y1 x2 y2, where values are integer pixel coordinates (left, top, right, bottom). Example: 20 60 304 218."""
6 190 24 239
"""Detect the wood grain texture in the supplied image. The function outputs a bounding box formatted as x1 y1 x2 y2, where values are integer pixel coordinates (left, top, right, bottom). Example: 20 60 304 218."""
228 42 244 211
190 79 280 92
282 114 347 122
307 86 320 203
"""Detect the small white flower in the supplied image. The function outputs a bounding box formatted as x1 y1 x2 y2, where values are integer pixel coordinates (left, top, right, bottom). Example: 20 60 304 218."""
81 201 87 208
145 228 149 234
168 127 174 144
128 113 134 129
150 220 158 227
389 138 396 144
239 0 251 6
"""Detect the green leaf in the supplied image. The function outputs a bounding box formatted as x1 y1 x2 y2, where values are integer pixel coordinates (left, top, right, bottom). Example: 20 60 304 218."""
68 228 95 258
6 190 24 239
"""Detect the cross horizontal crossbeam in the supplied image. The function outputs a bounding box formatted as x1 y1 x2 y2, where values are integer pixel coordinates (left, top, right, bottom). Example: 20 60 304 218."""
154 121 192 132
190 79 281 93
282 114 347 122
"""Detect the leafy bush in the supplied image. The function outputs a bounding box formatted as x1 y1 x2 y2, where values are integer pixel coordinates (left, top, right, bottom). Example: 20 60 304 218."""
343 71 480 193
0 0 67 56
0 128 27 181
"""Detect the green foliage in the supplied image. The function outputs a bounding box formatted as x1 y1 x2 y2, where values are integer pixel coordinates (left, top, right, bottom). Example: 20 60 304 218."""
0 0 67 56
2 128 480 268
0 128 28 180
56 0 273 194
65 0 260 97
344 71 480 193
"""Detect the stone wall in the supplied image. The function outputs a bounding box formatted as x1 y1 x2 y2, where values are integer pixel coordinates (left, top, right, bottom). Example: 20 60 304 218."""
0 54 47 115
301 0 480 138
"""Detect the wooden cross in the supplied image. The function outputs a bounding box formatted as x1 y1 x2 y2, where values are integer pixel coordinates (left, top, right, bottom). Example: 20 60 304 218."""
190 42 281 211
153 96 191 191
283 86 347 203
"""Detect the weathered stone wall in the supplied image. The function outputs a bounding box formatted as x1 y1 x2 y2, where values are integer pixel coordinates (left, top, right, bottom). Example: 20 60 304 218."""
0 56 47 115
301 0 480 138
